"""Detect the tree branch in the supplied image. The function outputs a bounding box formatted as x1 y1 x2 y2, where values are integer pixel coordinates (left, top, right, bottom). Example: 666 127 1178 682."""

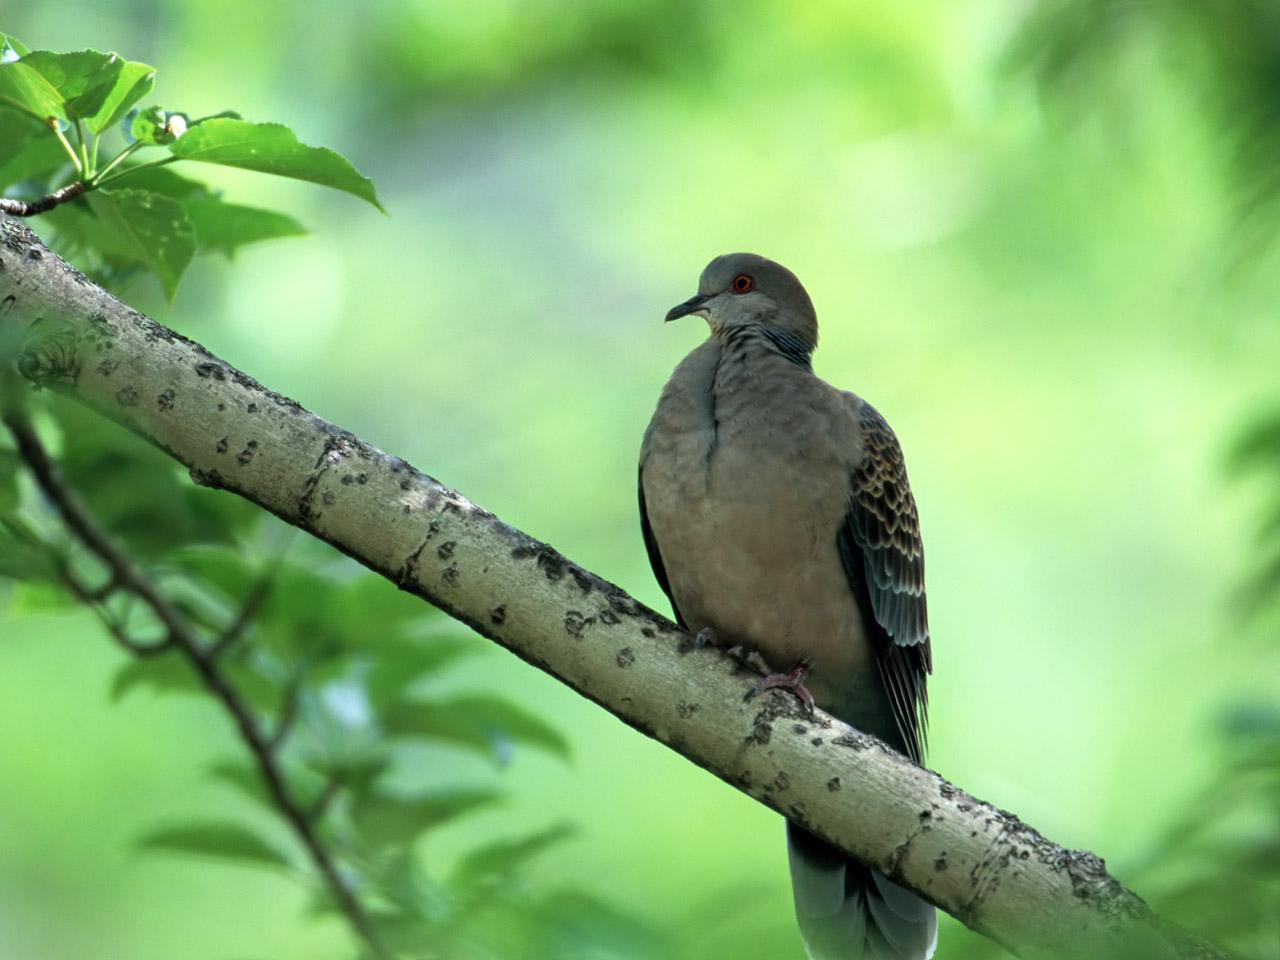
1 404 387 959
0 213 1229 960
0 180 88 217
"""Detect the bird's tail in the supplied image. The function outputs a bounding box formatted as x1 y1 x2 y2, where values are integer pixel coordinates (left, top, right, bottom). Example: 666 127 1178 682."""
787 822 937 960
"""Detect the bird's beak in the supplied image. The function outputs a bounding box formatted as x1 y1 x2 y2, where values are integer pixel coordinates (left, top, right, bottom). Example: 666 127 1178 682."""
664 293 711 323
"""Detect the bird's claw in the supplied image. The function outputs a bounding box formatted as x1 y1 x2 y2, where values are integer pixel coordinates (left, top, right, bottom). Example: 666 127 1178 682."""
694 627 716 649
747 659 816 716
725 644 771 673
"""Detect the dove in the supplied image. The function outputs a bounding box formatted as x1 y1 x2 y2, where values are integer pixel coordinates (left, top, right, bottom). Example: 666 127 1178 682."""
639 253 936 959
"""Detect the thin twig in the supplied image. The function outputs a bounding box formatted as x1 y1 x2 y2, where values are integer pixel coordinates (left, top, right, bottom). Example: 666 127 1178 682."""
308 779 342 823
180 648 384 953
62 567 171 657
2 411 387 958
209 576 271 658
0 180 88 217
270 677 301 751
5 412 191 646
84 571 121 602
0 516 167 655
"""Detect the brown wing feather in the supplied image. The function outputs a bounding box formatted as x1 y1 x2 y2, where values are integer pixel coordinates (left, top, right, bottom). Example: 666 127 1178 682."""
638 467 687 629
837 400 931 764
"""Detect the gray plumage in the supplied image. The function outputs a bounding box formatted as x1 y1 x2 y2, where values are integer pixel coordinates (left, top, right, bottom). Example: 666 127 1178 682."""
639 253 936 960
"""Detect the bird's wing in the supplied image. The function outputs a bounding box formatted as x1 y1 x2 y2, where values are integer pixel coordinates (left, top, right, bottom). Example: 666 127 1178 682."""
836 399 931 764
638 466 687 628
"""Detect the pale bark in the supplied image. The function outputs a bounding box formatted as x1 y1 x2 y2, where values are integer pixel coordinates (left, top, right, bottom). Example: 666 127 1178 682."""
0 214 1227 960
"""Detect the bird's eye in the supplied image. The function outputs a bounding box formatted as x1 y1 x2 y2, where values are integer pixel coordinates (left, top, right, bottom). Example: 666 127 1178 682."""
730 274 754 293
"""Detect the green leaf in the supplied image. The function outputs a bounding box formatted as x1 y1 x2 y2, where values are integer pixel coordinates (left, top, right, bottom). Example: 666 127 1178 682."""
0 123 67 187
137 821 290 870
65 168 301 265
0 449 20 512
1 34 32 59
534 890 673 958
0 61 64 120
128 105 165 143
350 788 501 848
368 912 437 956
16 50 124 121
384 694 571 764
340 575 437 636
108 164 209 199
0 107 44 165
127 105 186 145
303 751 388 797
167 544 258 602
366 636 479 706
374 849 434 914
0 538 57 583
169 119 382 210
87 188 196 300
110 649 200 701
6 580 72 613
86 59 156 134
206 759 272 810
256 565 348 657
451 823 576 889
184 196 306 257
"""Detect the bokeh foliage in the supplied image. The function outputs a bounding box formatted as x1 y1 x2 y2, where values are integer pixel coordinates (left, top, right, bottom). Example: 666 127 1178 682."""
3 2 1280 958
1006 3 1280 956
1008 0 1280 260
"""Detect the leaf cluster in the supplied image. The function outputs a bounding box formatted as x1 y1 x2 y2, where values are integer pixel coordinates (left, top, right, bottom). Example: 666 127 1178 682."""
0 32 380 299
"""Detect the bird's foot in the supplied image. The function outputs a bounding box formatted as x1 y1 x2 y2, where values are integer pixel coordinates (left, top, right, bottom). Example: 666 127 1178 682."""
747 659 815 716
725 644 772 673
679 627 718 655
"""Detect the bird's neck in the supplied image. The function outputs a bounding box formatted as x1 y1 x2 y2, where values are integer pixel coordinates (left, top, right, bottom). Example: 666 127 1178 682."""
714 324 813 371
760 327 814 369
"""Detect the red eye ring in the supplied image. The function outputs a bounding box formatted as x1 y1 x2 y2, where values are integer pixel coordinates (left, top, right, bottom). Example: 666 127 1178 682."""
730 274 754 293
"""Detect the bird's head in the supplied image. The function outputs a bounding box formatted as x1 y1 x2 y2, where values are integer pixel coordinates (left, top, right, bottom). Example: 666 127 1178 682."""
665 252 817 355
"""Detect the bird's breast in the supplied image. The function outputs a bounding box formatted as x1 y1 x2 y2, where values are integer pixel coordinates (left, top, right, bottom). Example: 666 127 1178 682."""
640 360 870 699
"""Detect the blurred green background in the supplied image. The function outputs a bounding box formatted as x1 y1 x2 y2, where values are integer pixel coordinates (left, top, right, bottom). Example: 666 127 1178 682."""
2 1 1279 958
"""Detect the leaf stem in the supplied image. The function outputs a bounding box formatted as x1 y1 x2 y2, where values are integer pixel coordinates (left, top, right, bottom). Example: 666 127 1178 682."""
74 119 90 174
95 154 178 189
48 121 83 175
90 141 146 186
